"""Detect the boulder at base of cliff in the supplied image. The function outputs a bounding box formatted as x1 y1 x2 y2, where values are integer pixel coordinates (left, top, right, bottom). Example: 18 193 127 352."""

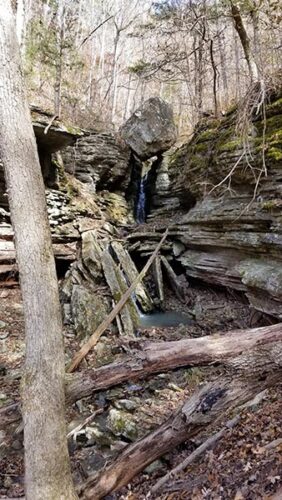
120 97 177 159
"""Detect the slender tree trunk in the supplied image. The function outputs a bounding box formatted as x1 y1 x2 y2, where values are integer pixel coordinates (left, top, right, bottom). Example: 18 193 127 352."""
230 1 259 83
0 3 77 499
250 2 262 71
215 0 229 106
210 38 219 117
123 72 132 121
194 31 204 117
234 25 241 100
110 28 120 122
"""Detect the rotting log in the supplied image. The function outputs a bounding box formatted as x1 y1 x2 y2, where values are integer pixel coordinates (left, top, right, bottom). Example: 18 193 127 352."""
80 342 282 499
151 415 241 494
152 255 164 303
2 323 282 427
101 248 136 337
160 255 185 302
66 322 282 402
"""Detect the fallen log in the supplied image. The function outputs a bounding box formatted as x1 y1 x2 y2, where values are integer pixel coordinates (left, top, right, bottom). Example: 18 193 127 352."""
151 414 241 494
110 240 154 312
151 391 268 494
160 255 185 302
81 371 282 499
66 322 282 403
152 255 164 303
80 323 282 499
101 248 136 337
2 323 282 426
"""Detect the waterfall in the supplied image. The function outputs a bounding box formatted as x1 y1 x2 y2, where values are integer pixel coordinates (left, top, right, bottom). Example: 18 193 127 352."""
136 173 148 223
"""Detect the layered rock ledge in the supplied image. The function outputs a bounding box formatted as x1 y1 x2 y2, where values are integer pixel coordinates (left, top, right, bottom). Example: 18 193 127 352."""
134 91 282 318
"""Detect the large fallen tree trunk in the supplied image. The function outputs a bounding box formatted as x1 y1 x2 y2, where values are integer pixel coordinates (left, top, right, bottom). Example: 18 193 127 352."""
81 357 282 498
66 322 282 403
2 323 282 427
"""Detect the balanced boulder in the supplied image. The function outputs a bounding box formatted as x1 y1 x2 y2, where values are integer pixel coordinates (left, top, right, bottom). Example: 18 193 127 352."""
120 97 177 159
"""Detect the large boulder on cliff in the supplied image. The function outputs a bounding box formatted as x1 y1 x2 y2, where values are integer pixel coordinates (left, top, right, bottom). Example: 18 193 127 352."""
120 97 177 159
62 132 131 194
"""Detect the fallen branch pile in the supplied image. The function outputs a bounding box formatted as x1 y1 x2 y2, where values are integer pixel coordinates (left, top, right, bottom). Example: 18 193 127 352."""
80 324 282 498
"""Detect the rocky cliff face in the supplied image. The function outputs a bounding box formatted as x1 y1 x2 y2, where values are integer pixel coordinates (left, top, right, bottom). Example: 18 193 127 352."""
144 91 282 318
0 106 82 207
62 132 131 194
1 94 281 332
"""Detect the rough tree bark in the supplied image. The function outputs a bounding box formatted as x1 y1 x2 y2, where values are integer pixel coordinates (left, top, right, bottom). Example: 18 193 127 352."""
0 3 77 499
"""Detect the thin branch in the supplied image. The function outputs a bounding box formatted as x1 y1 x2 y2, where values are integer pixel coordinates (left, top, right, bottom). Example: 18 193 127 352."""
151 415 241 495
79 16 113 48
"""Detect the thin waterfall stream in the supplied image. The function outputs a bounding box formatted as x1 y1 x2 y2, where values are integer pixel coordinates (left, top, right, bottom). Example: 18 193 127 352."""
133 171 194 328
135 173 148 223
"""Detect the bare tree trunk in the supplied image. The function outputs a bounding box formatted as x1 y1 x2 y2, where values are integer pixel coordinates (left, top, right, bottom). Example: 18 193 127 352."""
110 27 120 122
0 3 77 499
210 38 219 117
233 25 241 100
123 73 132 121
194 31 204 117
250 1 262 71
230 1 259 83
215 0 229 106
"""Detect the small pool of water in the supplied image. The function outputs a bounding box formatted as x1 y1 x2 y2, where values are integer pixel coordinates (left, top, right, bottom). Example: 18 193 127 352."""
139 311 194 328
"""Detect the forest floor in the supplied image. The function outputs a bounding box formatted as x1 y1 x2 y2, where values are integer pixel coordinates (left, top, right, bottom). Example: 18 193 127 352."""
0 281 281 499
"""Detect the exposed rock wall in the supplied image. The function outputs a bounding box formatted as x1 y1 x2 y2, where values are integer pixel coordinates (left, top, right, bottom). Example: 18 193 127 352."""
0 106 82 207
145 92 282 318
62 132 131 194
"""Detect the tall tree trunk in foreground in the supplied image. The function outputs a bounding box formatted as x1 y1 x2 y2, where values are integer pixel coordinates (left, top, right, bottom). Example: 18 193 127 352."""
0 3 77 499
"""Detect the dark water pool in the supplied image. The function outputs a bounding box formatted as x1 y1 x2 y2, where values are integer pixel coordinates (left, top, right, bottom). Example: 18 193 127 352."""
139 311 194 328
